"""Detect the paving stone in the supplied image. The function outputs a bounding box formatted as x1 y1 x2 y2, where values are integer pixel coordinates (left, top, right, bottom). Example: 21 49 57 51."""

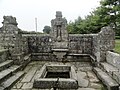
77 88 96 90
77 71 89 87
87 71 99 83
78 67 92 71
16 82 23 89
31 70 41 82
24 65 32 73
22 83 33 89
21 66 38 82
90 83 103 89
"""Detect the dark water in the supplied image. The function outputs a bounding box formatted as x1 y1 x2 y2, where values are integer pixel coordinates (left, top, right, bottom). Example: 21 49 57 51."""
45 72 70 78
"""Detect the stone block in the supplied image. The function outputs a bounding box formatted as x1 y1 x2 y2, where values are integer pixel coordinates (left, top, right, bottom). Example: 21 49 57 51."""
77 71 89 87
106 51 120 69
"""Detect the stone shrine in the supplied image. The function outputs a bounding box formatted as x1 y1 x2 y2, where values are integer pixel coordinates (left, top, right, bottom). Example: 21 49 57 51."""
50 11 69 61
0 12 119 90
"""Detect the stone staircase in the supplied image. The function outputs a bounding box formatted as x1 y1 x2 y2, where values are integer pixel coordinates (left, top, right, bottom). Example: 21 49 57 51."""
93 62 120 90
0 60 24 90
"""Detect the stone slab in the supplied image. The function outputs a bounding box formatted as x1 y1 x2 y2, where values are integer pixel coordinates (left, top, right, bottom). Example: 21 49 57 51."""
1 71 24 90
100 62 119 73
78 88 96 90
93 67 119 90
106 51 120 69
0 60 13 71
87 71 99 83
16 82 23 89
90 83 103 89
22 83 33 89
77 71 89 87
21 66 37 82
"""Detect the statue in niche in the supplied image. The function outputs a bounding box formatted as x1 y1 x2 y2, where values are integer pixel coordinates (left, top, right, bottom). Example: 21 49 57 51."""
51 11 68 42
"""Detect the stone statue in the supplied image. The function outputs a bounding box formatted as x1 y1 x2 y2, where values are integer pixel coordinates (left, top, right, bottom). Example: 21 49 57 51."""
51 11 68 42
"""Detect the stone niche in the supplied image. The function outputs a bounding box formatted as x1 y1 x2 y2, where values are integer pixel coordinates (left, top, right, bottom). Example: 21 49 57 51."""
33 64 78 89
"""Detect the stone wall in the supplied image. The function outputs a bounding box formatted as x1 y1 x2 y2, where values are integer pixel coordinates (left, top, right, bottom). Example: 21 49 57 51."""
25 26 115 62
91 26 115 64
0 16 29 65
0 16 115 63
69 34 93 54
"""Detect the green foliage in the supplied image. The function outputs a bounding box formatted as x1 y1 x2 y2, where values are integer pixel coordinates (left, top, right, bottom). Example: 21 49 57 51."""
67 0 120 35
20 30 42 34
43 26 51 34
115 39 120 54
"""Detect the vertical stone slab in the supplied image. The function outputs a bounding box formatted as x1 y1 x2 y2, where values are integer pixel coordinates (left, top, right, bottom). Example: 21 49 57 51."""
98 26 115 62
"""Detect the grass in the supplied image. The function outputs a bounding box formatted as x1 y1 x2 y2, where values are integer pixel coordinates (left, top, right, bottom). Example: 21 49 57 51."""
115 39 120 54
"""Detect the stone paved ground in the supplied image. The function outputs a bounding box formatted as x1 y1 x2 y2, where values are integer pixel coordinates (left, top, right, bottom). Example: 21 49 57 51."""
11 61 106 90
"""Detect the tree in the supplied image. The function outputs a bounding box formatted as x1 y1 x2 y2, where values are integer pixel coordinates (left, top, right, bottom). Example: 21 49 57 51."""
43 26 51 34
67 0 120 35
98 0 120 35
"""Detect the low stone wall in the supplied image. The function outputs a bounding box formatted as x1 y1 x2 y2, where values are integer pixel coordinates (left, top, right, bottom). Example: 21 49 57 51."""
69 34 93 54
106 51 120 69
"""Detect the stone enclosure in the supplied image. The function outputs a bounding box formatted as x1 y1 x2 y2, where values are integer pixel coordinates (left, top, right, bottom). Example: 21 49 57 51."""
0 11 119 90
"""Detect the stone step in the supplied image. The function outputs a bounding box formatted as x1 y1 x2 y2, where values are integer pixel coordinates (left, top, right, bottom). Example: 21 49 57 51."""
100 62 119 74
0 71 24 90
93 67 119 90
0 65 21 83
0 60 13 71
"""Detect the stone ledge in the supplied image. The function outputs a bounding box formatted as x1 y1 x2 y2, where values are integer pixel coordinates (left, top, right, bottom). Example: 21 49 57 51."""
93 67 119 90
34 78 78 89
100 62 119 76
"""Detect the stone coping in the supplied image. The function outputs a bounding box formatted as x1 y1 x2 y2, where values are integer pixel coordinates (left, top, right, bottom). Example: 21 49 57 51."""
52 49 69 52
22 33 98 37
68 53 90 56
34 78 78 89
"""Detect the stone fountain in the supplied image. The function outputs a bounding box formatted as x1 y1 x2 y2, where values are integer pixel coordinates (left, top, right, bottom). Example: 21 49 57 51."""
50 11 69 61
